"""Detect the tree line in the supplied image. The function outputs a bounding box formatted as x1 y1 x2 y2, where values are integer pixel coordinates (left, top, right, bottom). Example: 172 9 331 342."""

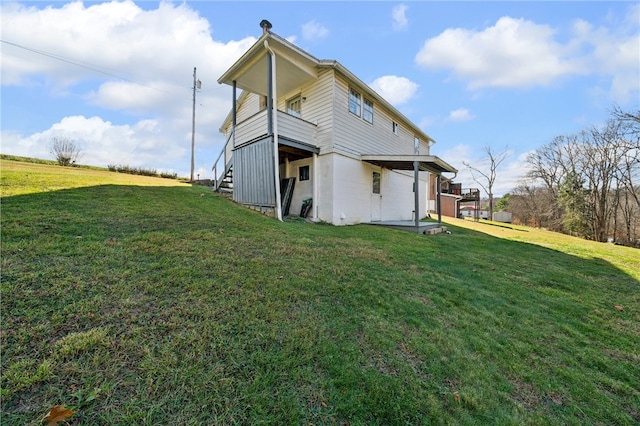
505 106 639 246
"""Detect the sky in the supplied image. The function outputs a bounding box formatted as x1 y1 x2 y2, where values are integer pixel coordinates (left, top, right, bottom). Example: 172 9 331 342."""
1 1 639 196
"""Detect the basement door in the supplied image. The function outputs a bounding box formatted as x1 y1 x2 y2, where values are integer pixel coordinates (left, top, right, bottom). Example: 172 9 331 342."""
371 171 381 222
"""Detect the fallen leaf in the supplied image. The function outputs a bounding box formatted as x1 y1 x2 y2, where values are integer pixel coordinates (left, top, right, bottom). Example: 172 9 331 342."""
551 395 563 405
453 391 460 402
218 228 224 234
43 405 75 426
614 305 624 311
320 401 327 408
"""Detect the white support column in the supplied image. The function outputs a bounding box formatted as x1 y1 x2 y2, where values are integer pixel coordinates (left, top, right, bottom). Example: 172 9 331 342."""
312 152 318 220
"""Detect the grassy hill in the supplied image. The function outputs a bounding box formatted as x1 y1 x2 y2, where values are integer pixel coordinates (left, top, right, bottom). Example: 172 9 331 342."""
1 159 638 425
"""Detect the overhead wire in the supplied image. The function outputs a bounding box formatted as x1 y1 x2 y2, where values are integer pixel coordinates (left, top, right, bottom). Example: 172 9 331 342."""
0 39 199 100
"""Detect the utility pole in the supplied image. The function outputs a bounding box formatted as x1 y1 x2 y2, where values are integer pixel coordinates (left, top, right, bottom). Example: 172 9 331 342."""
190 67 201 182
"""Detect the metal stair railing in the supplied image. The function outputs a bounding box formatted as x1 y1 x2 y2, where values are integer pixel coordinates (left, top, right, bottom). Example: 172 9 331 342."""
212 130 234 192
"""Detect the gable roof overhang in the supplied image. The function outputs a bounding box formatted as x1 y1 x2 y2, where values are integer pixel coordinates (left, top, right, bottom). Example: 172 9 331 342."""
218 31 437 147
361 154 458 175
218 32 319 97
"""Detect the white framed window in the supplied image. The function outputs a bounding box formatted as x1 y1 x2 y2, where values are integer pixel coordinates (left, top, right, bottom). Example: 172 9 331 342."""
414 136 420 154
392 121 399 135
349 88 361 117
363 98 374 124
287 95 301 118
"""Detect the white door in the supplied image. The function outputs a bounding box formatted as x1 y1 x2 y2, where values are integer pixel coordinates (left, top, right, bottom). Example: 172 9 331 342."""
371 171 381 221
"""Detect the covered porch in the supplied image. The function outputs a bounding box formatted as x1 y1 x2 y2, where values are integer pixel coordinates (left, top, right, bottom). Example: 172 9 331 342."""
361 154 458 233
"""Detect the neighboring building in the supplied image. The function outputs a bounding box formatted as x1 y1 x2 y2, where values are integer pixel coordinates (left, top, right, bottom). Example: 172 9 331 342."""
212 20 457 225
430 177 481 220
460 205 489 220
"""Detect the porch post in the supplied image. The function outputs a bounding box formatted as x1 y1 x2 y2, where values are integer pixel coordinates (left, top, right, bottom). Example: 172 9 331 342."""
232 80 237 147
436 174 442 224
414 160 420 231
312 152 318 220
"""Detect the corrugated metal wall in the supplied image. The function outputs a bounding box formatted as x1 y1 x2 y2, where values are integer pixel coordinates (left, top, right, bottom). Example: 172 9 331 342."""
233 136 276 206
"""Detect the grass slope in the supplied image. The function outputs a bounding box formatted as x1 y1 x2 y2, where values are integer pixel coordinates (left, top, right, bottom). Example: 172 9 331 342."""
1 159 639 425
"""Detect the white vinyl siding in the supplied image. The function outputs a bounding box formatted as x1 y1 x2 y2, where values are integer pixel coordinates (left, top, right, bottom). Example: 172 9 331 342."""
276 68 335 152
333 74 428 157
236 92 264 123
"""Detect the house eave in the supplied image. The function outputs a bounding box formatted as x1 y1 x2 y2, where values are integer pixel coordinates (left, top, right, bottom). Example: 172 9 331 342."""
217 32 320 96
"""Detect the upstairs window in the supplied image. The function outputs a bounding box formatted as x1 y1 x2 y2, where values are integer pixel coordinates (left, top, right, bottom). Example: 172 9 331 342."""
259 95 267 110
349 88 361 117
392 121 399 135
363 98 374 124
287 95 301 118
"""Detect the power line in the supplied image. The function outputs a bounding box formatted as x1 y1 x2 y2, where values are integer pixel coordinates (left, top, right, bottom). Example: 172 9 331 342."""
1 39 174 95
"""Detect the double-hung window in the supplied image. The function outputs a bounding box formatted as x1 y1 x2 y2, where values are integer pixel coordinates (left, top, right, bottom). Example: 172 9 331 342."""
349 89 361 117
287 95 301 118
363 98 374 124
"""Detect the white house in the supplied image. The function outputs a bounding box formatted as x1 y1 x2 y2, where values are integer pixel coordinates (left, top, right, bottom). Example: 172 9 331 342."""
212 20 457 227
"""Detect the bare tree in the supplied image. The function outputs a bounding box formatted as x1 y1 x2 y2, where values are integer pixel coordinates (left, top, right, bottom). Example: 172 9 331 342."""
50 137 81 166
523 108 640 244
463 145 510 220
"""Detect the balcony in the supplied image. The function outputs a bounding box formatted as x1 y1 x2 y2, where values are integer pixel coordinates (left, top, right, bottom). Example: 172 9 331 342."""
235 109 317 148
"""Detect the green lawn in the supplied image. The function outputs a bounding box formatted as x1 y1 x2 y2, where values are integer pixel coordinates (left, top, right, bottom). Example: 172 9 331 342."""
1 159 639 425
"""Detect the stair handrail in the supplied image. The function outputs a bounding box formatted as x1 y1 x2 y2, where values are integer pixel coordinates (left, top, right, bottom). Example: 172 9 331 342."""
212 129 233 191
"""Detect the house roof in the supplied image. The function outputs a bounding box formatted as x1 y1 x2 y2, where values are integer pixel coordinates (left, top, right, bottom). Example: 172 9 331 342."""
218 31 437 145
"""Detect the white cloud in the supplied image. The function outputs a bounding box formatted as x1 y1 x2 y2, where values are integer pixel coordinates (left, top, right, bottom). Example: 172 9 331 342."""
414 7 639 103
0 0 257 178
448 108 475 122
392 4 408 31
415 17 577 89
369 75 419 105
2 116 186 172
301 20 329 41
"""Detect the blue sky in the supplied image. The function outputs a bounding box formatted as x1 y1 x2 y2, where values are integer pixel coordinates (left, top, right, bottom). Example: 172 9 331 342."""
2 1 638 195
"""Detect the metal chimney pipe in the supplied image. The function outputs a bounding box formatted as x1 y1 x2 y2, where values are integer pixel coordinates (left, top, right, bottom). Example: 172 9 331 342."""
260 19 272 35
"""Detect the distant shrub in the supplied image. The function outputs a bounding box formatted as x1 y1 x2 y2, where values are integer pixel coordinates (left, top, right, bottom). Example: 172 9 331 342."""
107 164 178 180
50 137 82 167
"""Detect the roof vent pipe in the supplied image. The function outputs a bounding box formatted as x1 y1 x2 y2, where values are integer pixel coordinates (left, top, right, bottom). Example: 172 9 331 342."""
260 19 272 35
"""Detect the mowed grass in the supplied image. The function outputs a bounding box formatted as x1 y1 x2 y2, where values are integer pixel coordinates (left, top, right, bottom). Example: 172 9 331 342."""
1 159 638 425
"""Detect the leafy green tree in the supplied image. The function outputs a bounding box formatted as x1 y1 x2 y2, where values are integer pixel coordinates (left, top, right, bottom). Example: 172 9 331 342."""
495 193 510 211
558 171 591 238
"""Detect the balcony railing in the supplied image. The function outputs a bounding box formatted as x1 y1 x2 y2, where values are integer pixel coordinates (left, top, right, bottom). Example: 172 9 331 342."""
234 109 317 147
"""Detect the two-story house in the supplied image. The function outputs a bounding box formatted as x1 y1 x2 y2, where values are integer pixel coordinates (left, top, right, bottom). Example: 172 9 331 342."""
212 20 457 228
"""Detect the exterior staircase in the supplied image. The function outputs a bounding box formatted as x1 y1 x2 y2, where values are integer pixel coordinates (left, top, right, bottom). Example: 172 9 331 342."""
212 131 234 193
215 162 233 193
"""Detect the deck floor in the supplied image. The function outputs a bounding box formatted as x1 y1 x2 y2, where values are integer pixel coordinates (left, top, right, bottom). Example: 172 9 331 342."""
368 221 446 234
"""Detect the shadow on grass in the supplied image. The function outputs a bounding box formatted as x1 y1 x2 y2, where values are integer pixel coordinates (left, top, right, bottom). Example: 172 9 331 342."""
2 185 639 425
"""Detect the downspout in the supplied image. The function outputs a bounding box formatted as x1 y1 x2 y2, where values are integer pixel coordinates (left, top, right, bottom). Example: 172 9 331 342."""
414 160 420 232
264 39 283 221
